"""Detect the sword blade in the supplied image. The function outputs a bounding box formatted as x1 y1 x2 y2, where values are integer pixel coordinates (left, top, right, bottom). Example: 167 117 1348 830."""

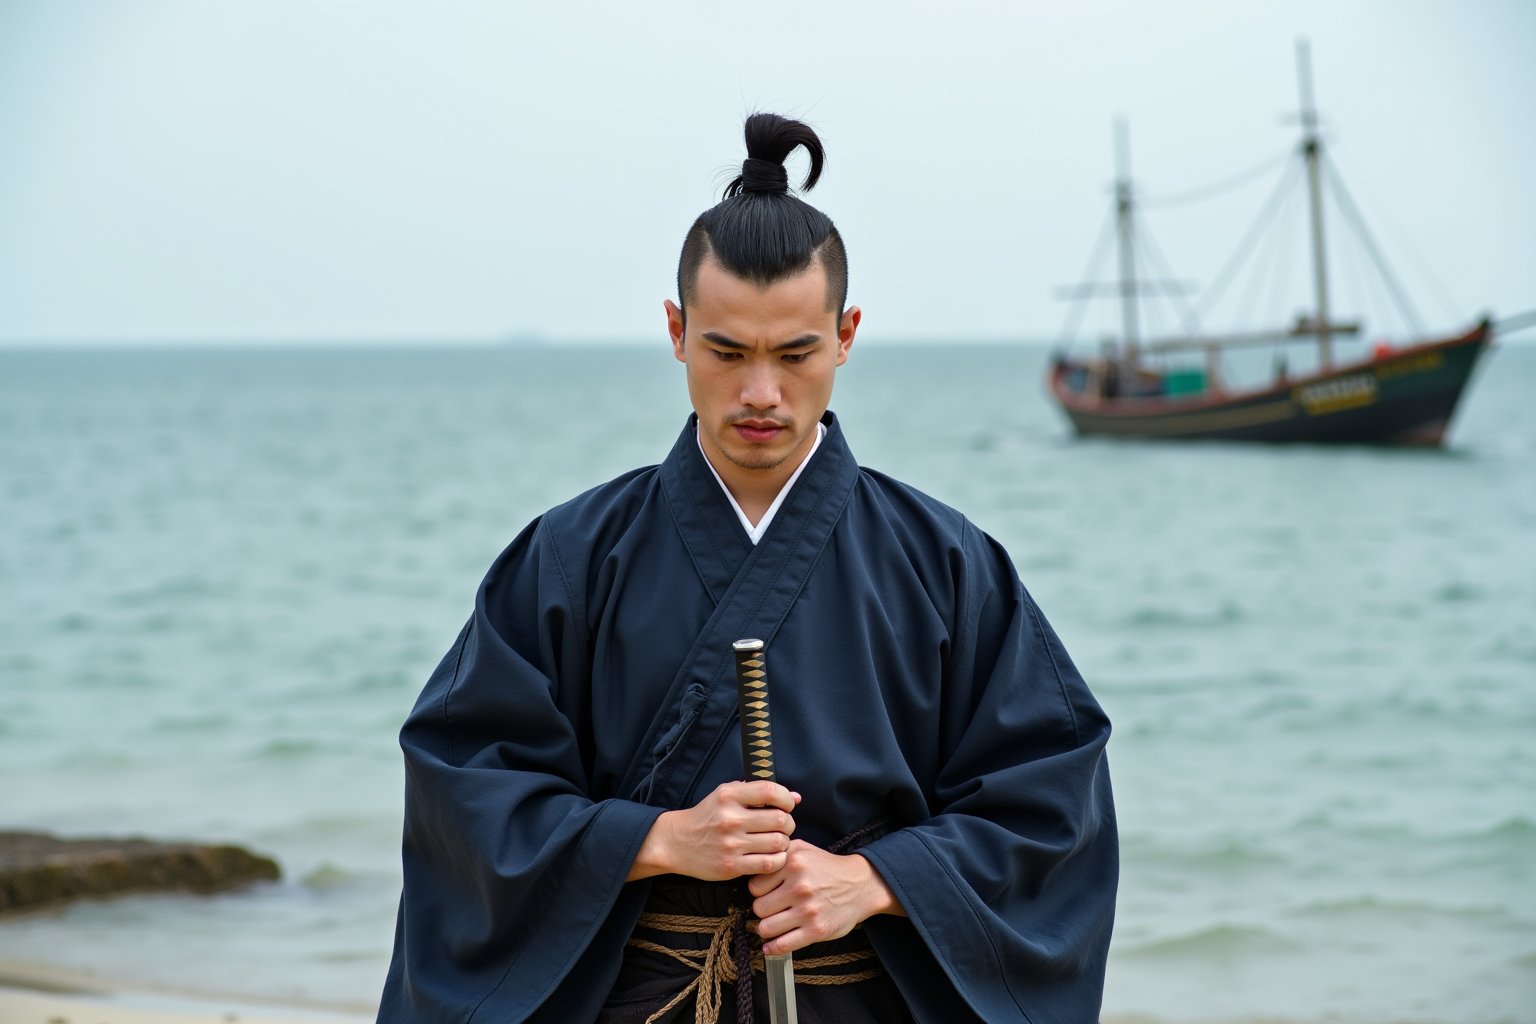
764 952 798 1024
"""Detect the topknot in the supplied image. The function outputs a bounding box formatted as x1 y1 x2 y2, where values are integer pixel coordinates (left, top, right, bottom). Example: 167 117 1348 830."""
724 113 825 199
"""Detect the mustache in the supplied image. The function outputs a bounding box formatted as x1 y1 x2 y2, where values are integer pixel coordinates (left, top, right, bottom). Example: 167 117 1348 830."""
726 413 793 428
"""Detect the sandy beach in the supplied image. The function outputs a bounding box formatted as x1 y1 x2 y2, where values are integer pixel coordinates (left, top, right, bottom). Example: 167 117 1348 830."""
0 962 1432 1024
0 979 1325 1024
0 962 373 1024
0 988 364 1024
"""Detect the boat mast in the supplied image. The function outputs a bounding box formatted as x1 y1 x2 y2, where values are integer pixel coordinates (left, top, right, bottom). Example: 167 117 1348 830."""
1296 39 1334 368
1114 117 1141 367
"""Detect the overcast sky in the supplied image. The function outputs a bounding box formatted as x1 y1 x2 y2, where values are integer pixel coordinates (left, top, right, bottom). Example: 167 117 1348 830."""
1 0 1532 345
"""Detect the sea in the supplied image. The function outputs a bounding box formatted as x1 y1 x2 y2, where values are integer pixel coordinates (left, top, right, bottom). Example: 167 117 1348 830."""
1 341 1532 1023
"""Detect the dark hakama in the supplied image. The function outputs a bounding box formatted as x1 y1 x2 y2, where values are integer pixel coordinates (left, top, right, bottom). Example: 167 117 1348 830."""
378 412 1117 1024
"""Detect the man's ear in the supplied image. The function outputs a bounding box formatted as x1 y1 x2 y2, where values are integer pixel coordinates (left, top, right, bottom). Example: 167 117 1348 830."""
665 300 686 362
836 306 861 366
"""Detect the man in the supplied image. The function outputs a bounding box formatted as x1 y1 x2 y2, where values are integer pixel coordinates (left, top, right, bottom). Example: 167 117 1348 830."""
378 113 1117 1023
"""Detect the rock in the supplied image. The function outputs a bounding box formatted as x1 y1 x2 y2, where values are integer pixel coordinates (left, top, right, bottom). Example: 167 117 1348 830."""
0 831 281 914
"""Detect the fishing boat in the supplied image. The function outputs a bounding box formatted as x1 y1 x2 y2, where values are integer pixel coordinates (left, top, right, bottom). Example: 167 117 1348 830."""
1047 42 1518 446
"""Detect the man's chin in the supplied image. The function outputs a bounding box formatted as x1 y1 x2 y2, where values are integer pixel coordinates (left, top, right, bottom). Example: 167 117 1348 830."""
726 452 790 472
719 439 794 472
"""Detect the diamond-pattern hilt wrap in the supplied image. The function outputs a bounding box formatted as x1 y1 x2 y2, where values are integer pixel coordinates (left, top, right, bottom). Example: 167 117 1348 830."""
732 638 777 784
731 637 800 1024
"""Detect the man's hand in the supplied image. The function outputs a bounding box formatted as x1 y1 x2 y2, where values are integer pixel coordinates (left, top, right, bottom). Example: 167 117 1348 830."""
747 840 907 956
628 781 800 882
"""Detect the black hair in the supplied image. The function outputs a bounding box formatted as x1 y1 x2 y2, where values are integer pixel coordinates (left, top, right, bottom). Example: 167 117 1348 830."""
676 113 848 320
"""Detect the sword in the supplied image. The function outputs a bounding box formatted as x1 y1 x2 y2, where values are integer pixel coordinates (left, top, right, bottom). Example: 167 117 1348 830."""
732 638 798 1024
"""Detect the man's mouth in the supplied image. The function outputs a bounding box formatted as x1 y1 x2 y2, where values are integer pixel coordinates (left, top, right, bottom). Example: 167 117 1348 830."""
732 419 789 444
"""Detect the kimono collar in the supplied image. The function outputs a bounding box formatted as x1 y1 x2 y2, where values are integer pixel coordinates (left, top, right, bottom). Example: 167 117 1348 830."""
696 421 827 544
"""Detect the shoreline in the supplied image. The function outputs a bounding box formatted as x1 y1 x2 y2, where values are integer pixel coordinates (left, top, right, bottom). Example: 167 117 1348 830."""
0 961 374 1024
0 962 1456 1024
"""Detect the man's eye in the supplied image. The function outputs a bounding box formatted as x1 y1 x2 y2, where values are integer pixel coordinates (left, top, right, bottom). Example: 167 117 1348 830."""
712 349 743 361
781 353 810 364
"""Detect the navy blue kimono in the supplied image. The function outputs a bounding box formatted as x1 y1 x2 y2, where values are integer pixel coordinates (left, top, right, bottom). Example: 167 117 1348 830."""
378 412 1117 1023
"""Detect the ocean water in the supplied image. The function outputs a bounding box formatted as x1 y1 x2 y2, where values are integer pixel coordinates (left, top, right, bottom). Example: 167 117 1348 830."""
1 341 1532 1022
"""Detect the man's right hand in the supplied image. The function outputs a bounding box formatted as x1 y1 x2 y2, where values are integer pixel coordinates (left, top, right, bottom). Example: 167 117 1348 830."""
627 781 800 882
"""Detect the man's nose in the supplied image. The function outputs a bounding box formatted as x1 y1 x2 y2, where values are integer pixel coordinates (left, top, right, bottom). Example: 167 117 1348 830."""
740 361 781 409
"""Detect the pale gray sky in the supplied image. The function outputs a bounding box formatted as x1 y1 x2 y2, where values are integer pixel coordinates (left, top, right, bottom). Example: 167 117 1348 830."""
1 0 1532 345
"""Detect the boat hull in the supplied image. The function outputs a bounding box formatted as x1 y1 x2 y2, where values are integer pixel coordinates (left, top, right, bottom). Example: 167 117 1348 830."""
1048 322 1491 445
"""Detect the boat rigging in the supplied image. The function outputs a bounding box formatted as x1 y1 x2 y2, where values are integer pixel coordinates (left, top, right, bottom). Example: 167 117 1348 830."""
1047 40 1509 446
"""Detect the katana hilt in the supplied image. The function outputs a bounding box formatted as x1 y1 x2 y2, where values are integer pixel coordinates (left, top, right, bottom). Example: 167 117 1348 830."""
730 637 799 1024
732 638 777 784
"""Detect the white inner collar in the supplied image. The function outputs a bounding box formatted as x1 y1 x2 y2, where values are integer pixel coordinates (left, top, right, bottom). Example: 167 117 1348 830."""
697 421 826 545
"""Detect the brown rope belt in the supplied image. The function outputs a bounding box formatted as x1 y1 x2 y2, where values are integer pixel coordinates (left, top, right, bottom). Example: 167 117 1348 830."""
627 908 882 1024
628 820 893 1024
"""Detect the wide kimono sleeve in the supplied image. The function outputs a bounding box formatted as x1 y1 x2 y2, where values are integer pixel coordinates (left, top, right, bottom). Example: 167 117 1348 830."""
376 516 665 1023
857 520 1118 1024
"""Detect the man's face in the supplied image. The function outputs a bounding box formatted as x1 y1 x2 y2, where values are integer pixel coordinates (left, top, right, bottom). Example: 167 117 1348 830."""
666 257 859 482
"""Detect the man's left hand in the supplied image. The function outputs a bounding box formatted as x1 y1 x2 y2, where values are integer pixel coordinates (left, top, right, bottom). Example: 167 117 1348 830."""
747 839 906 956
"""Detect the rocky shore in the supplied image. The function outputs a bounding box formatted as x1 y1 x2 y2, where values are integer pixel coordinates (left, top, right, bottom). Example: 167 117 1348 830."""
0 831 280 914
